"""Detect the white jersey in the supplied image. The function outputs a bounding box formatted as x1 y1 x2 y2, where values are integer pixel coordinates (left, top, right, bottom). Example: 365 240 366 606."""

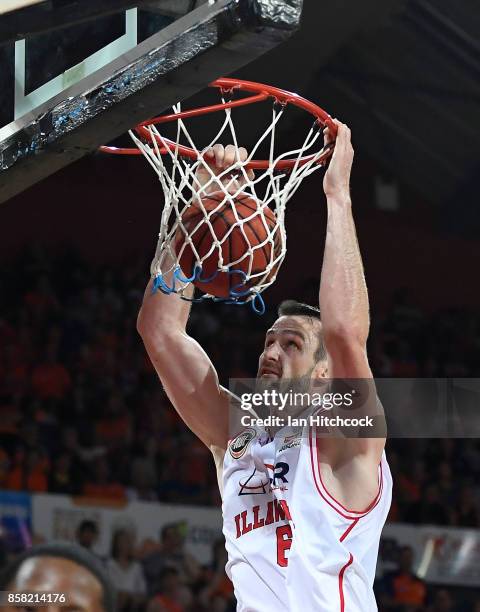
222 424 392 612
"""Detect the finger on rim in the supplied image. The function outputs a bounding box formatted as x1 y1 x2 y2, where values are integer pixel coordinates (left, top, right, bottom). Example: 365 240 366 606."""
202 147 215 159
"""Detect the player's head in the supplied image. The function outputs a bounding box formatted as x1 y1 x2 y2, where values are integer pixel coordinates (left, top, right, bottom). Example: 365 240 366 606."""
258 300 327 382
1 541 116 612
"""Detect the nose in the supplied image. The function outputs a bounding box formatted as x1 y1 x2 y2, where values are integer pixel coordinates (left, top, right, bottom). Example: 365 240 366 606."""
263 341 281 362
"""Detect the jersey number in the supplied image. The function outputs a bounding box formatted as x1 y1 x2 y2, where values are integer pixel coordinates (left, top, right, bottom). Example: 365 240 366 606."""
276 525 293 567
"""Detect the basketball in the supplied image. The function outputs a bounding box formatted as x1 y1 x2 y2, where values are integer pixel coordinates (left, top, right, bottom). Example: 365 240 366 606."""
175 193 281 298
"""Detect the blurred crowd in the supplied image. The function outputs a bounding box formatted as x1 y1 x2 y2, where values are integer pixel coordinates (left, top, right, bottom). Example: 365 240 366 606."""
73 520 235 612
0 245 480 610
0 246 479 521
375 542 480 612
2 518 480 612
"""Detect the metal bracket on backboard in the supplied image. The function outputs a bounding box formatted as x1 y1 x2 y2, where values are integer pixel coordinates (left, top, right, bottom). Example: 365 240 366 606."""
13 10 138 121
0 0 304 204
0 0 163 43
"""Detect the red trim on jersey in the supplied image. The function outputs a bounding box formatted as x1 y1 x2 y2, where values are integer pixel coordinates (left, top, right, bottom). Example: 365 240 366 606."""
308 431 366 520
315 429 383 514
340 518 359 543
339 553 354 612
308 427 383 520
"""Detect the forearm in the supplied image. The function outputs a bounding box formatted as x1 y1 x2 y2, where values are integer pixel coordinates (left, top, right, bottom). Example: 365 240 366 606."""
139 277 193 332
319 193 369 347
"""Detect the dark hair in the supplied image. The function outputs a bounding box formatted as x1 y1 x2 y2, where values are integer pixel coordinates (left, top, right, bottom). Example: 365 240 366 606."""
110 529 132 561
277 300 327 362
0 541 116 612
77 519 98 534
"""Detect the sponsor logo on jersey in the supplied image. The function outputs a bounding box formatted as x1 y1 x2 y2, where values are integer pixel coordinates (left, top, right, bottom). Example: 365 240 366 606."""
238 462 291 495
238 468 270 495
278 429 302 453
269 461 290 490
259 461 290 492
229 428 256 459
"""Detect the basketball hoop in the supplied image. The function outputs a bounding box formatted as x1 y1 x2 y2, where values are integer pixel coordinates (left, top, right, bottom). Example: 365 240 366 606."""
101 78 336 314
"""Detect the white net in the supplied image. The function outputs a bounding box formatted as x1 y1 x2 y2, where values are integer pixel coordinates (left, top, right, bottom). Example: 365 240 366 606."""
130 95 329 313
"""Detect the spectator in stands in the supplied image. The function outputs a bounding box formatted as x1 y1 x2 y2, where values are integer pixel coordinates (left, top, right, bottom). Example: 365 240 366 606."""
31 345 71 400
405 483 450 526
53 426 92 490
377 545 427 611
198 538 234 611
395 459 425 508
23 274 59 321
49 452 78 495
106 529 147 612
142 523 200 595
451 485 479 528
376 538 399 580
61 422 105 465
209 594 233 612
95 392 132 450
427 588 457 612
83 457 126 501
0 394 22 434
437 461 455 506
128 459 158 502
146 568 192 612
0 448 9 487
76 520 99 553
5 447 48 493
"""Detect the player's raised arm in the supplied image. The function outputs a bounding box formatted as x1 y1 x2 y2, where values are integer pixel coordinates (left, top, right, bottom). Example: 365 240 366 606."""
137 271 230 450
319 120 385 461
136 145 252 451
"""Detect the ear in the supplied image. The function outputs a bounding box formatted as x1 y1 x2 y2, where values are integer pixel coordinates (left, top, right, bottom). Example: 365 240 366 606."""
312 360 328 379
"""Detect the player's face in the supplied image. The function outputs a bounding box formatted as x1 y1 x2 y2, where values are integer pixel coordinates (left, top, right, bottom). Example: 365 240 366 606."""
258 315 326 381
5 556 104 612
